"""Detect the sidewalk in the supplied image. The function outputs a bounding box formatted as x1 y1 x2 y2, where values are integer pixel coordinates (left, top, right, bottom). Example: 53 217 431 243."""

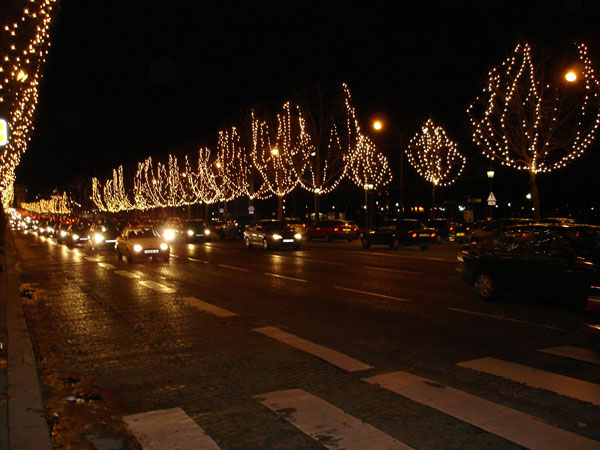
0 229 52 450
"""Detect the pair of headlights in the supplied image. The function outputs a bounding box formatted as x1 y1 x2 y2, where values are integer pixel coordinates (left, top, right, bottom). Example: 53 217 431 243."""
133 243 169 253
272 233 302 240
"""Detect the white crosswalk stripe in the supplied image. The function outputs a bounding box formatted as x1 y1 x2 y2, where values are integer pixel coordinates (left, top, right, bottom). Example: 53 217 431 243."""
457 357 600 405
256 389 412 449
538 346 600 365
139 280 176 293
124 407 220 450
253 326 373 372
364 371 600 450
180 297 238 317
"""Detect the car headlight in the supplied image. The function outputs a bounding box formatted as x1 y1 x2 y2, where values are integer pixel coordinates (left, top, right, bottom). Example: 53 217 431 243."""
160 243 169 251
163 229 175 241
133 244 143 252
72 234 79 240
204 229 211 236
60 230 67 237
187 229 194 236
294 233 302 240
47 226 52 233
94 233 104 243
272 234 282 240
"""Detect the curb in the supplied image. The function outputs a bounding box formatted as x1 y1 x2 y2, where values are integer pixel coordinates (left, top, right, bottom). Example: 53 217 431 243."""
3 232 52 449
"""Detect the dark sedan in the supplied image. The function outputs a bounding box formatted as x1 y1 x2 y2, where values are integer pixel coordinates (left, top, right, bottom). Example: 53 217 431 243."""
244 219 302 250
65 222 93 248
88 222 120 251
457 223 600 309
306 220 360 242
184 219 211 242
361 219 438 250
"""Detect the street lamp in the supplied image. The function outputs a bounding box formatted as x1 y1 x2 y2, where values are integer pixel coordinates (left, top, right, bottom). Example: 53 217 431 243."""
372 119 404 217
565 71 577 82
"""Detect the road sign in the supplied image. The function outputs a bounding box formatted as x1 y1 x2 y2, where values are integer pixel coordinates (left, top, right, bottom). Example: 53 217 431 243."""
487 192 497 206
0 119 7 146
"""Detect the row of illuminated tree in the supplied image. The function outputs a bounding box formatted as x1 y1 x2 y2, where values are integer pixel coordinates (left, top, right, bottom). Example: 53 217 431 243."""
22 42 600 220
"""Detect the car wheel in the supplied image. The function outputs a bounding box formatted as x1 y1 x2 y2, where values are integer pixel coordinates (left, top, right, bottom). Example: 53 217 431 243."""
435 235 442 244
420 244 430 251
390 238 400 250
362 239 371 249
245 237 253 249
262 239 270 250
294 244 301 250
219 232 224 241
127 251 135 264
117 250 123 261
474 273 495 300
325 233 332 242
347 238 353 242
306 234 312 242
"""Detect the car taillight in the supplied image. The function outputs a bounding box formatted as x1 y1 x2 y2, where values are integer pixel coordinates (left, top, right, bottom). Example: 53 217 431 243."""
411 233 417 238
431 233 436 237
450 227 454 231
334 228 339 232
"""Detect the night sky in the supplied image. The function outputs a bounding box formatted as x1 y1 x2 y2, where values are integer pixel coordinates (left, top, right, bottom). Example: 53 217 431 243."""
13 0 600 216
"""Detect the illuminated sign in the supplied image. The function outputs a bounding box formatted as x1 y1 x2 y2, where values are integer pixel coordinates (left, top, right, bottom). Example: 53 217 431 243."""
0 119 7 146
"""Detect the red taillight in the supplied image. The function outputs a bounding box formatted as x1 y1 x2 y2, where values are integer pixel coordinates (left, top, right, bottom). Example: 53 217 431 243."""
450 227 454 231
334 227 339 232
466 227 470 231
431 233 436 237
302 224 306 228
411 233 417 238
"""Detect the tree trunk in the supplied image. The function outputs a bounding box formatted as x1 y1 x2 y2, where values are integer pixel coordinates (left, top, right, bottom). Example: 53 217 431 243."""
314 193 320 220
529 172 541 220
277 195 283 219
431 185 436 219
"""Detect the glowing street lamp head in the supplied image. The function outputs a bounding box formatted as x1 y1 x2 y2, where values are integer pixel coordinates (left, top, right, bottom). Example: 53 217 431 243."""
215 161 222 169
270 148 279 156
373 120 383 131
565 71 577 82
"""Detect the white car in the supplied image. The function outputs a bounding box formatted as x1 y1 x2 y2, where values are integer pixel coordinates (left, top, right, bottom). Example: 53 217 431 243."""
115 226 170 263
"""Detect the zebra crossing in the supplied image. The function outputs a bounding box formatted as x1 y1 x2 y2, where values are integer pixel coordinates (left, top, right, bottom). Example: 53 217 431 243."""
123 326 600 449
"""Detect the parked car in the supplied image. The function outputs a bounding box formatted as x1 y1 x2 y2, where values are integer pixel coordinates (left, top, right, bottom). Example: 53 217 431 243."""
457 223 600 309
466 218 534 244
244 219 302 250
306 220 360 242
424 218 454 242
88 221 120 251
361 219 438 250
284 217 309 237
65 222 93 248
115 226 170 263
184 219 211 242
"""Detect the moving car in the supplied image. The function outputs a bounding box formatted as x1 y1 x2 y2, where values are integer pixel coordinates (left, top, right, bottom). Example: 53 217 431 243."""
361 219 438 250
88 221 120 251
457 223 600 309
424 218 454 242
244 219 302 250
55 222 70 244
184 219 211 242
65 222 93 248
115 226 170 263
284 217 308 237
466 218 534 244
306 220 360 242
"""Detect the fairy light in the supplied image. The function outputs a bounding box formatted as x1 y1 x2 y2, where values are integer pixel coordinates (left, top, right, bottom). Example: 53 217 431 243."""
467 42 600 176
214 127 250 201
0 0 59 209
21 191 71 214
405 118 466 187
342 83 392 189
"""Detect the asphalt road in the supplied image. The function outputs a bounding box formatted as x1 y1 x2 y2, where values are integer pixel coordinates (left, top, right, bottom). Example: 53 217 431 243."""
13 231 600 449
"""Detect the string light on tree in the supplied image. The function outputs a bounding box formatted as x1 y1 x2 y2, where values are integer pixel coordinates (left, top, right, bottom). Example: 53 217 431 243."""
467 42 600 219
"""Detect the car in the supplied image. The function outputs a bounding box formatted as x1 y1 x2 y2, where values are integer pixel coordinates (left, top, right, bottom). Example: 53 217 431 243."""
284 217 309 237
361 218 438 250
158 217 184 243
424 218 455 242
88 221 120 251
244 219 302 250
466 218 534 244
456 223 600 309
65 222 93 248
230 214 257 239
183 219 211 242
306 219 360 242
55 222 71 243
115 226 170 263
207 219 237 241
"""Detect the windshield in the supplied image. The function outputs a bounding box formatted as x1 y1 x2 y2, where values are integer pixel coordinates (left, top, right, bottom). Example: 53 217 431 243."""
130 228 159 238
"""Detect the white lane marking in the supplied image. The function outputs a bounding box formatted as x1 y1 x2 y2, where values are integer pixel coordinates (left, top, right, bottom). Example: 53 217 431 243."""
363 266 422 275
364 371 600 450
256 389 411 450
344 249 453 263
538 346 600 365
264 272 308 283
218 263 249 272
181 297 238 318
447 307 568 332
85 256 101 262
114 270 141 279
98 262 115 269
302 258 346 266
335 286 409 302
457 357 600 406
124 407 220 450
171 254 180 258
139 280 176 293
253 326 373 372
189 258 209 264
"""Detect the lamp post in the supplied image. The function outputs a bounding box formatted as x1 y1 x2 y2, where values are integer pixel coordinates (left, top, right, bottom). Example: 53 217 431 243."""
486 168 495 218
372 119 403 217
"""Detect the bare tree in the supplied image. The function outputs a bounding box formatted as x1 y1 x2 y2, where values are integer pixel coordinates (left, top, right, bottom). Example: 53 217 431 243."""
468 42 600 219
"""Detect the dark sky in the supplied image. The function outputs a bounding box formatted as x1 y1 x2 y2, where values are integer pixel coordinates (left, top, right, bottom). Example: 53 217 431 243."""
14 0 600 211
